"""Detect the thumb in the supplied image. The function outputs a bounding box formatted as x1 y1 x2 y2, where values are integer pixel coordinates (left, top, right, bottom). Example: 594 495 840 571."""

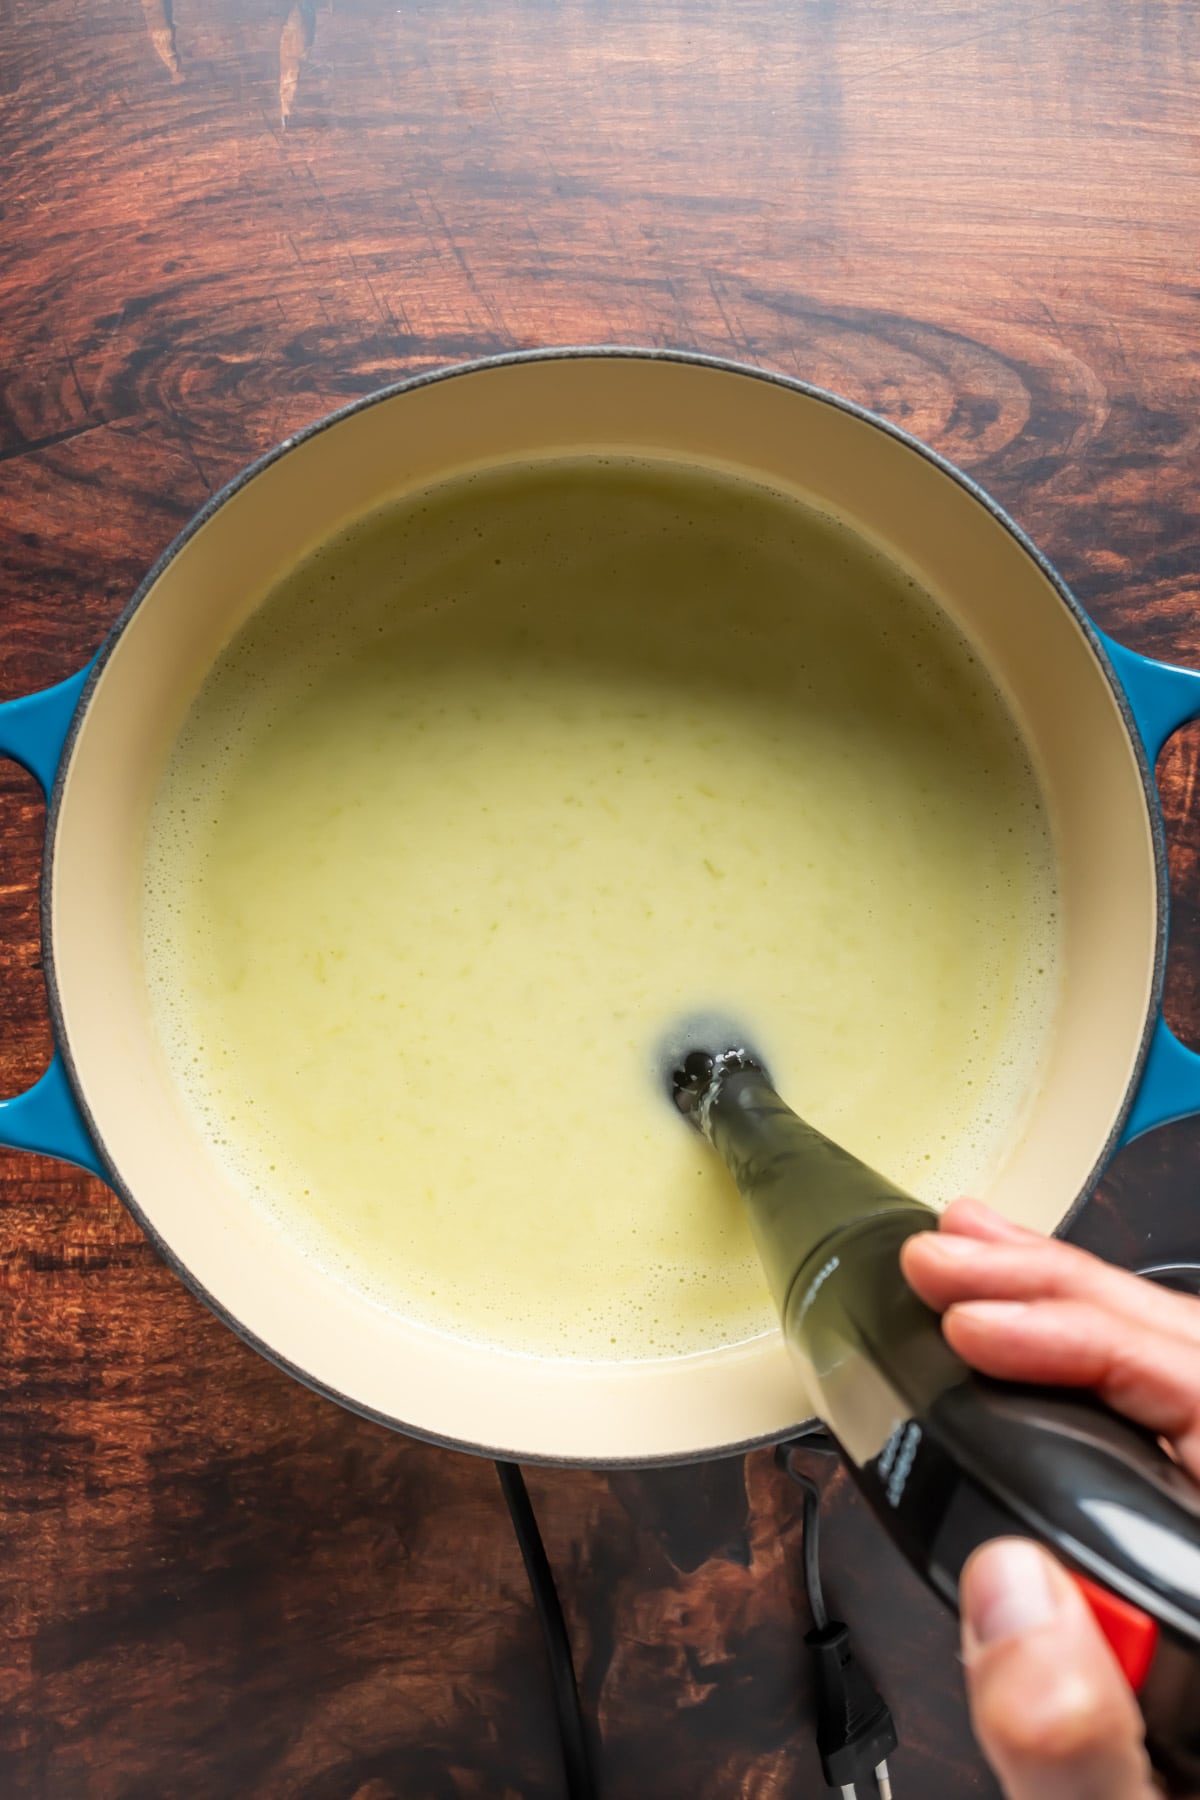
960 1539 1157 1800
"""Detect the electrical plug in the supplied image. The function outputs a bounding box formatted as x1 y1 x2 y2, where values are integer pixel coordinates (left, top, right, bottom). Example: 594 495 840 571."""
806 1617 897 1798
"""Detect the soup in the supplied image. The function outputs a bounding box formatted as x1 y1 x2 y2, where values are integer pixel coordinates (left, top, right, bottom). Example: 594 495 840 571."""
142 457 1059 1361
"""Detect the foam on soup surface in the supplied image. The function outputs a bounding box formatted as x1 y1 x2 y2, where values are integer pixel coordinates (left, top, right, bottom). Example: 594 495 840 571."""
143 457 1059 1360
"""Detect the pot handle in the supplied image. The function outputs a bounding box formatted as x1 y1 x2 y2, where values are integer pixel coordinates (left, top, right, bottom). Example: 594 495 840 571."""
0 668 105 1178
1100 635 1200 1146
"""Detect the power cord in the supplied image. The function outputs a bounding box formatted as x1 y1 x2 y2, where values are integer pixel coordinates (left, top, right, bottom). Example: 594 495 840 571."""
777 1437 898 1800
495 1437 897 1800
496 1460 596 1800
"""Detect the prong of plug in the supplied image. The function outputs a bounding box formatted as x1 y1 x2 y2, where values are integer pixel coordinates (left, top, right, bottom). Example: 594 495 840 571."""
876 1762 893 1799
839 1787 856 1800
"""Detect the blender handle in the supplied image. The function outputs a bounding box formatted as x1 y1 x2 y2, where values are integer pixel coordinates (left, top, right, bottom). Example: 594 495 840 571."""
804 1211 1200 1662
1098 633 1200 1146
819 1219 1200 1779
0 667 105 1177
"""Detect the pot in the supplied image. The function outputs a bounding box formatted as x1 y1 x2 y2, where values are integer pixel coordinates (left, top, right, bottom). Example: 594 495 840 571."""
2 349 1198 1465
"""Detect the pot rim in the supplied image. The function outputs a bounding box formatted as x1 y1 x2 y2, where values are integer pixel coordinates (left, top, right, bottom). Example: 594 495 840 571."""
40 345 1167 1467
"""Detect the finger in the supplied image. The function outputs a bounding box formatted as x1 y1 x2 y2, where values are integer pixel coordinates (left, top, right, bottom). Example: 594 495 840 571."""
961 1538 1156 1800
944 1297 1200 1479
901 1228 1200 1346
940 1197 1043 1244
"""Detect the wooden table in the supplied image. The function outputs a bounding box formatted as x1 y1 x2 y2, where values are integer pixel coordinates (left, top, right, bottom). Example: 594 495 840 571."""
2 3 1199 1794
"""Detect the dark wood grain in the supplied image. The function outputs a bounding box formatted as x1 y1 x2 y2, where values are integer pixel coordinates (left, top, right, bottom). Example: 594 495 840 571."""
2 1 1200 1794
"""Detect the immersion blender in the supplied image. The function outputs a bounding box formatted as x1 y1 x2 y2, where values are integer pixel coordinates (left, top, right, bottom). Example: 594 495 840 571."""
673 1046 1200 1783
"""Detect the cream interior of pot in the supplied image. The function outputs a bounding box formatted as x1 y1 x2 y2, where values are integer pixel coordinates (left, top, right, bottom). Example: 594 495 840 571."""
49 356 1158 1461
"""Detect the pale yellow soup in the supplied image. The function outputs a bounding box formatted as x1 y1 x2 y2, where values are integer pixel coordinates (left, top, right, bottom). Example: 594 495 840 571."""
143 456 1059 1361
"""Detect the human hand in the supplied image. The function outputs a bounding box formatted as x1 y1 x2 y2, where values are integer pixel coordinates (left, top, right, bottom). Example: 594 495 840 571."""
901 1199 1200 1800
